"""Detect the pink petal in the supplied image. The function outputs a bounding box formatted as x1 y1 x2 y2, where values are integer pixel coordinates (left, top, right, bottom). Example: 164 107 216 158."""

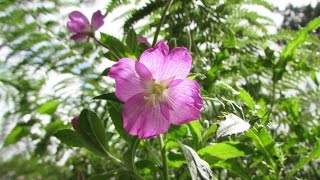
108 58 147 102
138 35 151 47
123 93 170 139
165 79 203 125
71 33 88 41
135 61 153 81
139 41 169 80
68 11 90 33
139 42 192 81
161 47 192 80
91 10 104 31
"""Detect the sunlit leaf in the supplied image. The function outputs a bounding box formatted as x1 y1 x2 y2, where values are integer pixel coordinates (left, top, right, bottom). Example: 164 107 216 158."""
216 113 250 138
198 141 253 164
37 100 59 115
180 143 214 180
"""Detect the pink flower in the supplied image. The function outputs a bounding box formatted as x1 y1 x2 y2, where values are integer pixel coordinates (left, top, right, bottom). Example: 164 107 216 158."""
108 41 203 139
71 116 79 129
138 35 151 47
67 10 104 41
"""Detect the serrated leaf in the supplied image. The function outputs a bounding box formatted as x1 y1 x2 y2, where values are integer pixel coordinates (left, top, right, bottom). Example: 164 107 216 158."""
180 143 214 180
216 114 250 138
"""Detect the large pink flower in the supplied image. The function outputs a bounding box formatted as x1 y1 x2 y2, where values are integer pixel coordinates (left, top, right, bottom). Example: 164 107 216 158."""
109 41 203 139
67 10 104 41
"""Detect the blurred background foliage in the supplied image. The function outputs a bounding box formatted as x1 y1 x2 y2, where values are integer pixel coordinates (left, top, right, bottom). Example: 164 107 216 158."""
0 0 319 179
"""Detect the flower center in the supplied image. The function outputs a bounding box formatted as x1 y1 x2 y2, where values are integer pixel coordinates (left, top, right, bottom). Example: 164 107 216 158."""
144 81 168 107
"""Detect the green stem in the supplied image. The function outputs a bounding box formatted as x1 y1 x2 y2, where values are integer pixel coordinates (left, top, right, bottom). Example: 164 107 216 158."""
92 35 120 59
131 139 144 180
159 134 169 180
152 0 173 47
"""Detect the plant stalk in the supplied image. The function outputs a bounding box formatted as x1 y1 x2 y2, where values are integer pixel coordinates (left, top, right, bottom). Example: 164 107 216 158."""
152 0 174 47
159 134 169 180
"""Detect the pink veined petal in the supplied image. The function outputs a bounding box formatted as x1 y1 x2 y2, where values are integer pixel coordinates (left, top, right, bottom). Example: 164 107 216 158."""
138 35 151 47
91 10 104 31
123 93 170 139
108 58 147 102
68 11 90 33
160 47 192 80
139 41 169 80
71 33 88 41
135 61 153 81
165 79 203 125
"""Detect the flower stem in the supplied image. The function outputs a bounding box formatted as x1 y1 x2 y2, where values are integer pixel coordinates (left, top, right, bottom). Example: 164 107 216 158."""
91 35 120 59
152 0 174 47
159 134 169 180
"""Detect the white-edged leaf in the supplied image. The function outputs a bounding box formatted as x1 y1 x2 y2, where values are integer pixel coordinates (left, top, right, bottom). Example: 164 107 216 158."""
180 143 214 180
217 114 250 138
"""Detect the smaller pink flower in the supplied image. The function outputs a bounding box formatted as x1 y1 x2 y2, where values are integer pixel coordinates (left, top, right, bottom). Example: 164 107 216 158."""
71 116 79 129
138 35 151 47
67 10 104 41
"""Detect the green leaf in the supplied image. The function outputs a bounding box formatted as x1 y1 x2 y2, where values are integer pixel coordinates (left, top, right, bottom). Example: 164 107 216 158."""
287 138 320 178
103 51 118 61
213 159 250 180
3 125 29 147
100 32 135 59
167 124 188 139
37 100 59 115
101 67 110 76
180 143 214 180
198 141 252 164
107 102 128 139
223 29 237 48
216 114 250 138
168 151 185 168
187 73 207 80
281 17 320 58
76 109 107 156
188 120 202 144
93 93 122 103
238 88 255 110
125 29 138 54
54 129 84 147
203 124 218 142
45 120 64 135
245 127 283 170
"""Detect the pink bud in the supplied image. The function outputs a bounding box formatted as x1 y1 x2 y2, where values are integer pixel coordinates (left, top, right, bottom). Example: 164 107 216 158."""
138 35 151 47
71 116 79 129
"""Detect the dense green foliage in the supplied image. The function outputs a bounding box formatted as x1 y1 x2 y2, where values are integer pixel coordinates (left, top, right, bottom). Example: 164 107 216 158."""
0 0 319 179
